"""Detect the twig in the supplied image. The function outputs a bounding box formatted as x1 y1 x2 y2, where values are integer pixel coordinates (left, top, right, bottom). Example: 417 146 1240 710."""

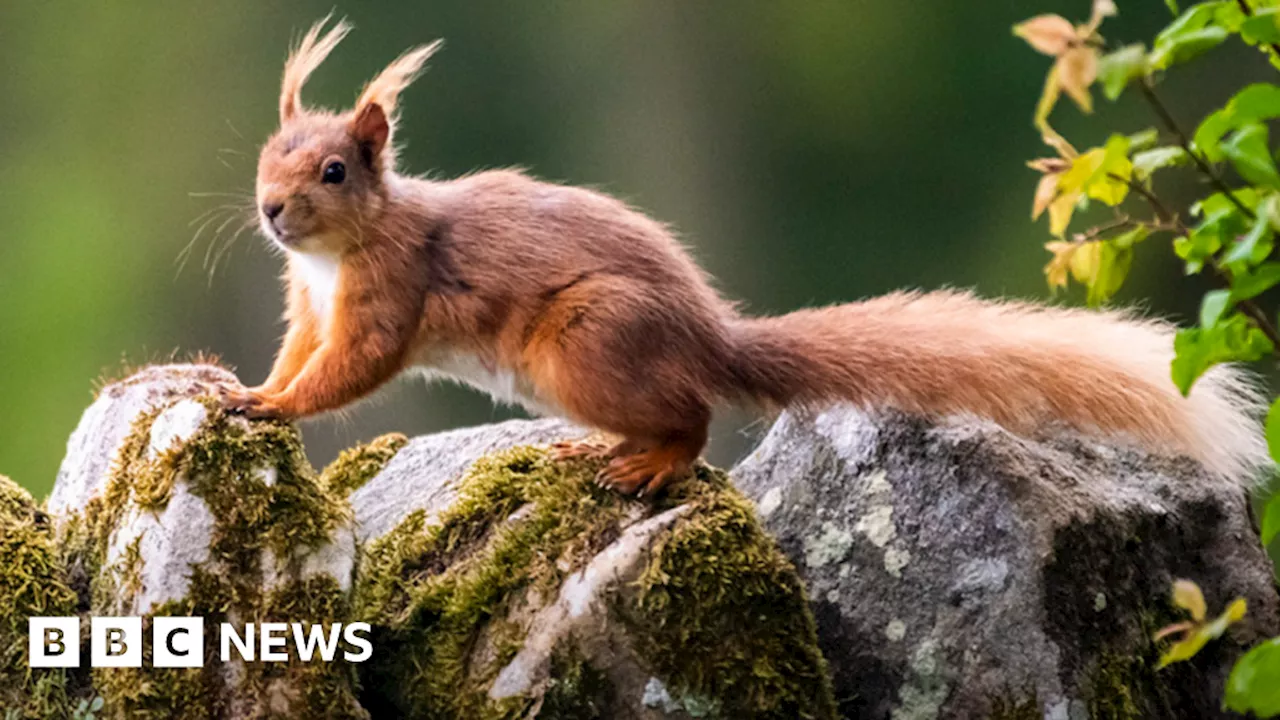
1116 175 1184 229
1234 295 1280 347
1138 79 1256 220
1115 175 1280 346
1073 214 1136 243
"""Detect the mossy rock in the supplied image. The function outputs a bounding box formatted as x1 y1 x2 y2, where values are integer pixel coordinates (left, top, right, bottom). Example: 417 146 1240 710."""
733 407 1280 719
32 366 835 719
49 370 367 720
352 445 836 719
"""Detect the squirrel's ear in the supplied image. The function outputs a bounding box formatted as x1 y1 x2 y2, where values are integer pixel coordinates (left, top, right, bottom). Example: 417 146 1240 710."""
350 102 391 163
350 40 443 154
280 15 352 123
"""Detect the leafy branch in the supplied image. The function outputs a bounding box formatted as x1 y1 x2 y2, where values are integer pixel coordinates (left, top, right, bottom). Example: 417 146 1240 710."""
1016 1 1280 714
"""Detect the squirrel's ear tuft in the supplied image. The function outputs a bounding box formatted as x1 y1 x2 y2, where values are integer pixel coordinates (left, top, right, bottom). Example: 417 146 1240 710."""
350 102 391 165
350 40 443 147
280 15 352 124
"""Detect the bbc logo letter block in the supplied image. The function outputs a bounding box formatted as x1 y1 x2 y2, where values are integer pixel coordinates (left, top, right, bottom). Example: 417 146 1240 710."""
30 617 204 668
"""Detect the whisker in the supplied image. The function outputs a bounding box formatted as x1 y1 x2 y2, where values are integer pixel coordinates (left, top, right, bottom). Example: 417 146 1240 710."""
204 211 247 273
210 216 256 278
188 191 255 199
188 203 246 227
176 207 238 278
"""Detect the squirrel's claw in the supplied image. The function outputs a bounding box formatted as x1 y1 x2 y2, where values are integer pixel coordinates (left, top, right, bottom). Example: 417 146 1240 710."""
219 385 284 420
596 450 687 497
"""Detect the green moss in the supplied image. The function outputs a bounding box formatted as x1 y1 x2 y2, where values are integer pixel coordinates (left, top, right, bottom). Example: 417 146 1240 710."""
538 650 613 719
354 447 835 720
1083 607 1200 720
355 446 634 718
261 576 365 719
0 475 79 719
84 395 362 719
320 433 408 496
626 466 836 720
1087 653 1142 720
986 691 1040 720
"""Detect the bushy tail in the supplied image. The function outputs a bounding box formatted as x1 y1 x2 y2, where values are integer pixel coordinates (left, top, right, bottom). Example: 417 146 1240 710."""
725 290 1268 485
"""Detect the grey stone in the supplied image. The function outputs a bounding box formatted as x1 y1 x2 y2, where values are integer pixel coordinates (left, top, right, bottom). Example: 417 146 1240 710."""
351 417 586 542
734 405 1280 719
49 363 237 515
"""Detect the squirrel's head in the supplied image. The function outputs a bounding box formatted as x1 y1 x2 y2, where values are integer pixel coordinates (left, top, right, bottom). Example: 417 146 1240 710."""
256 17 441 254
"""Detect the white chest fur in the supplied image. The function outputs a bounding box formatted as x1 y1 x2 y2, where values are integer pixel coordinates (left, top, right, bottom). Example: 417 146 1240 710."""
412 347 558 416
291 252 342 324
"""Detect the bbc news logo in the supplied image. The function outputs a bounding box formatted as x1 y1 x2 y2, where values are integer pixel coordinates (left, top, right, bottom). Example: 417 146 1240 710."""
29 617 372 667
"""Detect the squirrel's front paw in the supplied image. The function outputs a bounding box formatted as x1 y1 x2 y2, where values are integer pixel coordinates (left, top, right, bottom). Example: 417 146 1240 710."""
219 385 284 420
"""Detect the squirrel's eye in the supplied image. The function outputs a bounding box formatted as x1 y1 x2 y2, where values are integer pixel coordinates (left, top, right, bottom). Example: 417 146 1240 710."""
322 161 346 185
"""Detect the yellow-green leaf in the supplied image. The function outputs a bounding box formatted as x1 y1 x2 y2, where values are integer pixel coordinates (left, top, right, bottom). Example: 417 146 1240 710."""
1173 579 1208 621
1044 241 1077 291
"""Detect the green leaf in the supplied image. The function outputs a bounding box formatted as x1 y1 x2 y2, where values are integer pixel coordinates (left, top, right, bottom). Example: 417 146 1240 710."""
1174 231 1220 274
1261 492 1280 546
1222 122 1280 188
1167 0 1180 14
1089 241 1134 306
1098 45 1148 100
1156 1 1228 46
1133 146 1190 178
1225 200 1277 266
1172 314 1275 394
1194 84 1280 162
1126 128 1161 152
1193 187 1263 217
1111 225 1150 249
1231 262 1280 300
1178 190 1257 273
1242 7 1280 45
1225 637 1280 717
1150 26 1230 69
1149 4 1235 70
1268 397 1280 464
1200 289 1233 328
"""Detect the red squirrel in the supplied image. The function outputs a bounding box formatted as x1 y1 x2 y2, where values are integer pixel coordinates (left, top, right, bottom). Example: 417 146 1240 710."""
222 18 1267 495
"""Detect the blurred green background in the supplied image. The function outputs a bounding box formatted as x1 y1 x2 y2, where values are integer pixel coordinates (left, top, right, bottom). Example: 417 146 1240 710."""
0 2 1272 507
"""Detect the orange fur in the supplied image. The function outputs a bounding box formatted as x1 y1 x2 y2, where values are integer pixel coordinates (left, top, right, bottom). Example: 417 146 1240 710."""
225 19 1269 495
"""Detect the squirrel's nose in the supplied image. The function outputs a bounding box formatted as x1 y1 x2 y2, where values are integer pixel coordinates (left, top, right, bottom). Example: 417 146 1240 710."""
262 202 285 221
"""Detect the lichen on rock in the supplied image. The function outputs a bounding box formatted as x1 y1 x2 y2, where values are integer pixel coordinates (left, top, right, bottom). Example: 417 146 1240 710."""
733 406 1280 719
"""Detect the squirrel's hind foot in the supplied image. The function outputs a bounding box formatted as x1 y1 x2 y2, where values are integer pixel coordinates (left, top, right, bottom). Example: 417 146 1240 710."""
596 443 697 498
